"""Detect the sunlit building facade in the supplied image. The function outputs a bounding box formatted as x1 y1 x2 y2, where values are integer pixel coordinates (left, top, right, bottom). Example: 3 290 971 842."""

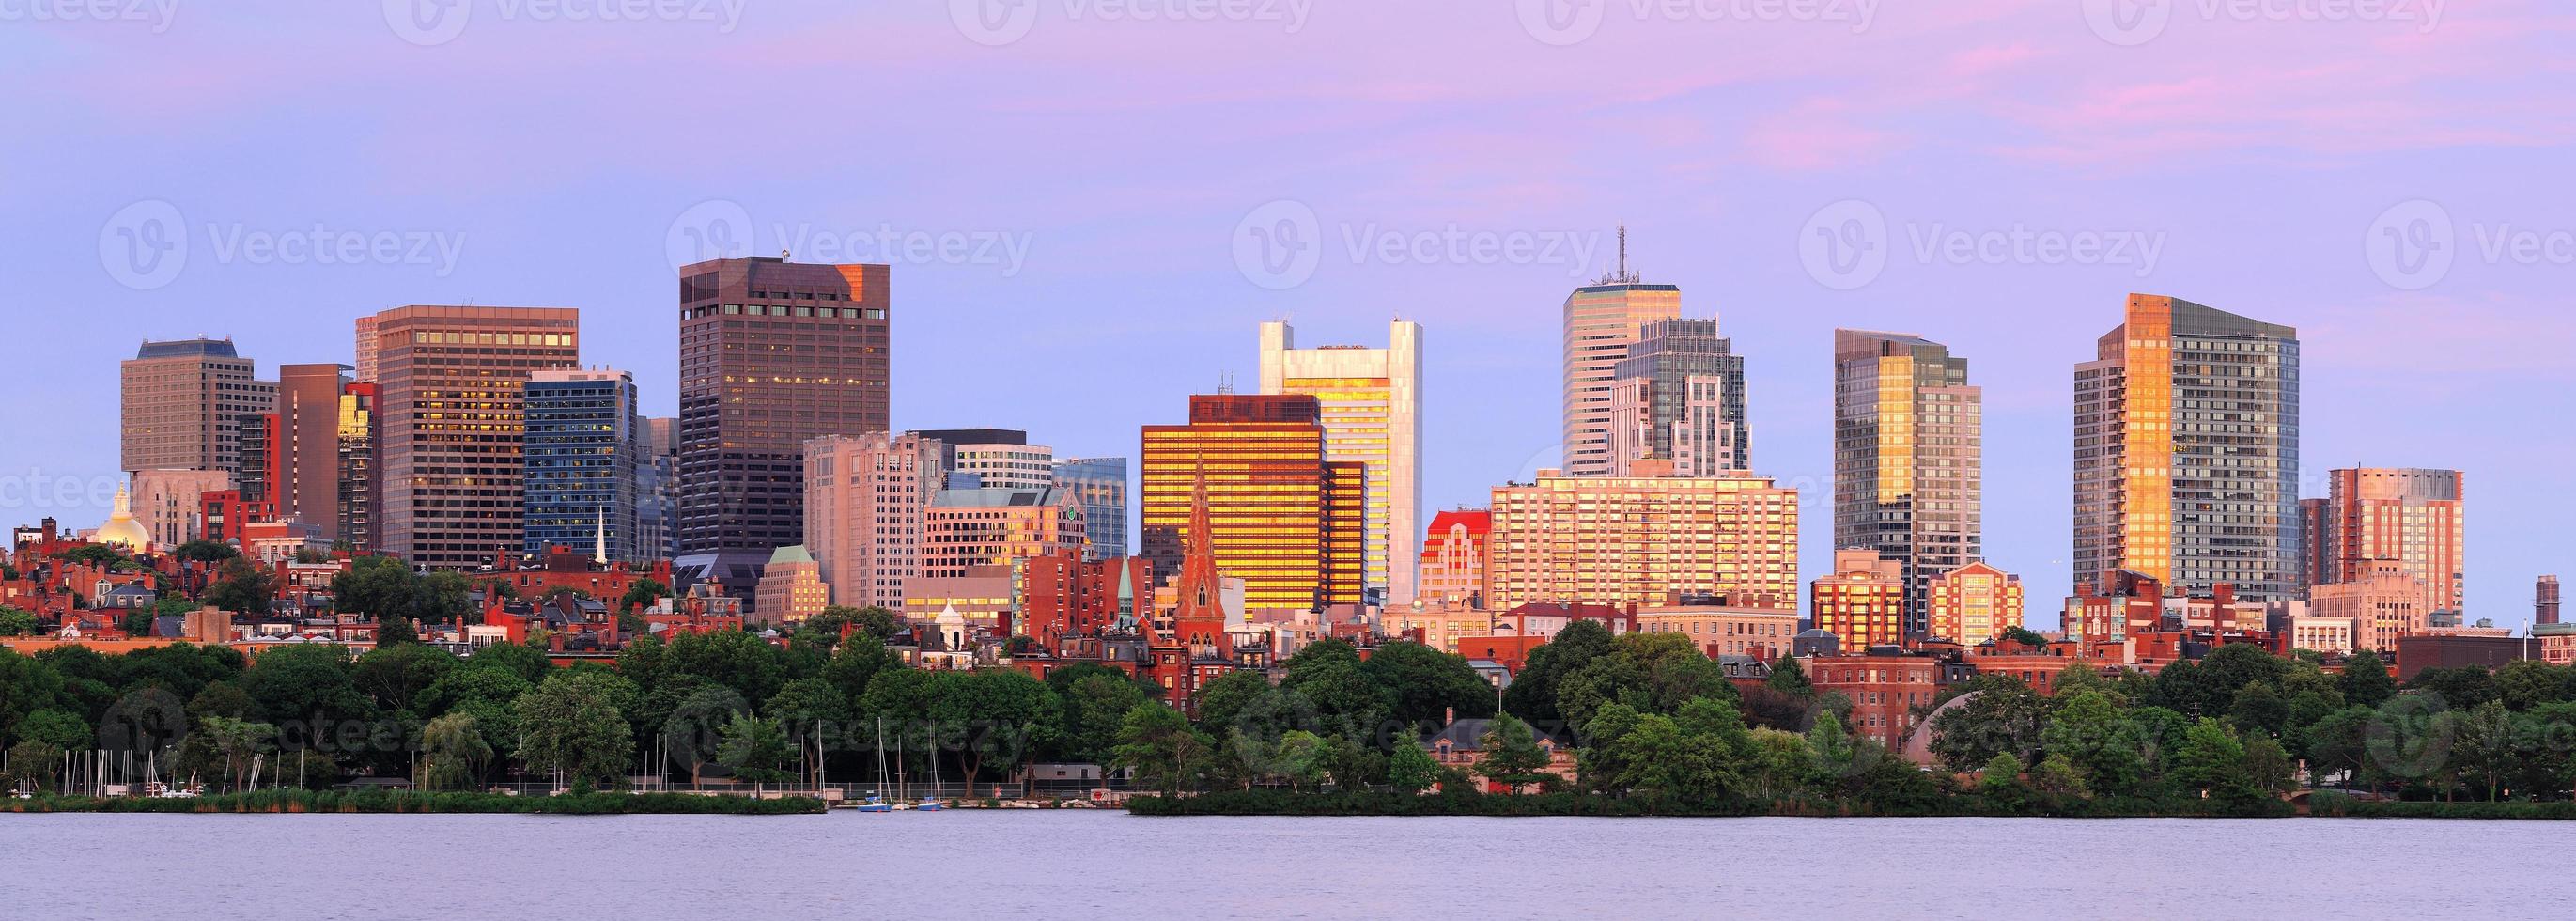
1418 509 1491 608
2073 295 2300 601
1812 549 1907 649
1610 318 1748 476
1141 394 1365 613
921 485 1086 579
2305 467 2464 617
1258 320 1421 604
1485 470 1798 611
1563 277 1682 477
803 432 942 609
1836 329 1980 637
1927 561 2025 647
368 305 581 570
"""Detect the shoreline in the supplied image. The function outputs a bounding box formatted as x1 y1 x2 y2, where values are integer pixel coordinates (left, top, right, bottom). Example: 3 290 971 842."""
1122 791 2576 821
5 789 827 816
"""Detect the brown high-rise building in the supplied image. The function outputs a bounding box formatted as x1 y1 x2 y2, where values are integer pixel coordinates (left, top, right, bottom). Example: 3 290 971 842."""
366 306 581 570
270 363 350 539
677 257 892 599
2540 576 2561 627
121 337 275 476
1141 394 1365 613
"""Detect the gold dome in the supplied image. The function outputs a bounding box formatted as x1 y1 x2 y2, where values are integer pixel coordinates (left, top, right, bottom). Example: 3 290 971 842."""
94 485 152 554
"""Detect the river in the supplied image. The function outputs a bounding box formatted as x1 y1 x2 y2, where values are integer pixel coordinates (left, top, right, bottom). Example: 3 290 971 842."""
3 812 2561 919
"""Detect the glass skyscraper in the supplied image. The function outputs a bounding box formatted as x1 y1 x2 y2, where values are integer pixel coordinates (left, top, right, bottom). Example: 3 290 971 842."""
1258 320 1421 604
522 368 641 562
1612 318 1749 475
2074 295 2300 601
1835 329 1980 638
1053 457 1131 561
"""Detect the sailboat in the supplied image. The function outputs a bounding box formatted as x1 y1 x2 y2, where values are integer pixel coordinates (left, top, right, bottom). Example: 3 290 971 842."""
917 722 946 811
856 718 892 813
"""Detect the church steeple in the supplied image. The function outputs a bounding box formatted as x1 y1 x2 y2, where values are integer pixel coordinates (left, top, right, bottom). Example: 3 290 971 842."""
1172 460 1230 658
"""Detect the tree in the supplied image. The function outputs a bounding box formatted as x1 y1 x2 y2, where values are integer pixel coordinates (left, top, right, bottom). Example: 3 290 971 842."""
716 712 794 787
1111 702 1210 796
2495 660 2574 711
2172 718 2257 807
2041 690 2149 799
666 630 787 704
514 678 634 789
352 644 458 714
1928 677 2048 774
18 709 89 750
1979 752 2030 803
2228 681 2290 739
2242 736 2296 799
618 578 673 617
2409 666 2500 711
118 609 157 639
461 642 553 685
1054 672 1150 766
1359 641 1497 734
819 634 896 709
1271 730 1327 792
1500 618 1612 726
2339 651 2396 709
2030 753 2090 802
203 556 276 616
239 645 378 746
0 607 37 638
2452 699 2516 802
199 715 276 793
55 545 132 570
1557 632 1734 735
1475 713 1554 794
421 712 494 790
1764 656 1812 698
1388 737 1440 793
6 741 62 793
174 540 240 564
1280 639 1391 742
930 671 1059 792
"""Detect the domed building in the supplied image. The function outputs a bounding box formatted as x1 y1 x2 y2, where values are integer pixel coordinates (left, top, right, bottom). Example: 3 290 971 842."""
92 485 153 554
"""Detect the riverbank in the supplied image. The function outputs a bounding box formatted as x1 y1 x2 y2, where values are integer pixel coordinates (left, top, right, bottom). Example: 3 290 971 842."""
4 789 828 816
1125 789 2576 820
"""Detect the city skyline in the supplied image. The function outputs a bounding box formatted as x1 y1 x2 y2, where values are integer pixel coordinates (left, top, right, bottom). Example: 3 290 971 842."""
12 5 2570 626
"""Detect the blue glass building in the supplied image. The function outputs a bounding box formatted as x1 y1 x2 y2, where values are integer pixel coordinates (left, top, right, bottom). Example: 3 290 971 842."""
522 369 641 562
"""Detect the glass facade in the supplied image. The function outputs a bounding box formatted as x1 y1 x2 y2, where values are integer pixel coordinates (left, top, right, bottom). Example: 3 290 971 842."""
1053 457 1131 560
2073 295 2300 601
1562 283 1681 476
1141 394 1364 612
1614 318 1749 474
369 305 582 570
522 369 641 562
1258 320 1421 604
1834 329 1980 637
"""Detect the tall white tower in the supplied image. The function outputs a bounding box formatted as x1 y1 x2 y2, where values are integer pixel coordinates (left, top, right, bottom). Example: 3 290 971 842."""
1258 320 1423 607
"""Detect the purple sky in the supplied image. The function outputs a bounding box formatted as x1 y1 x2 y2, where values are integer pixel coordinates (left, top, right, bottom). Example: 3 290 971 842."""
6 1 2570 626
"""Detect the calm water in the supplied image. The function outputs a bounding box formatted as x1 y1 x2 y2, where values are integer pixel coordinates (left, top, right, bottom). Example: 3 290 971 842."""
3 812 2563 919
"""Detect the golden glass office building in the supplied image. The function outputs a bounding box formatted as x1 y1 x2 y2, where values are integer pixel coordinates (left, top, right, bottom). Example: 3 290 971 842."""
1141 394 1364 612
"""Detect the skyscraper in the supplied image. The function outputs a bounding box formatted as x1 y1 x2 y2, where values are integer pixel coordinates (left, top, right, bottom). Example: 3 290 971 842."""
2541 576 2562 627
337 382 379 554
1610 318 1749 476
677 256 891 597
637 417 679 564
1835 329 1981 637
120 337 273 476
1141 394 1364 613
521 368 641 563
2072 294 2300 601
270 363 350 539
1562 254 1681 477
803 432 942 609
1053 457 1131 561
2304 467 2465 617
1258 320 1422 604
367 305 581 570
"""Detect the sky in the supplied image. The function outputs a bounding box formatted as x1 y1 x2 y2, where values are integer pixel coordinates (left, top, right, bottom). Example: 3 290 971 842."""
5 0 2571 627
